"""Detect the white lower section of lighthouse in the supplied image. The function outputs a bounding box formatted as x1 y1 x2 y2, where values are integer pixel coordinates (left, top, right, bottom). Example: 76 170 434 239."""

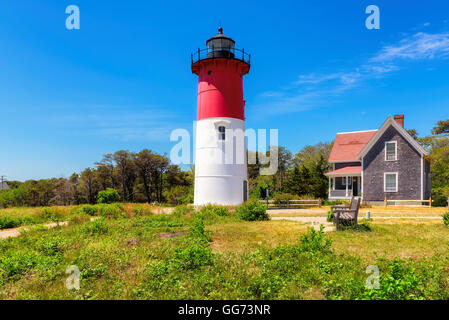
194 117 248 206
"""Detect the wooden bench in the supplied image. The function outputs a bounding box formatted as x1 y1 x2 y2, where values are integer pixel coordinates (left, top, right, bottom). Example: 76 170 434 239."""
331 197 361 230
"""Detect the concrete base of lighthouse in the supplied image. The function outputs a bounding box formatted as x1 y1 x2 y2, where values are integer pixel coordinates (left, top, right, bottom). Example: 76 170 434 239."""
194 117 248 206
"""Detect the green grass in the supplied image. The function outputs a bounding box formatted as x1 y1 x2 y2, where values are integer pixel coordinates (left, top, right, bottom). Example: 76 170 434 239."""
0 205 448 299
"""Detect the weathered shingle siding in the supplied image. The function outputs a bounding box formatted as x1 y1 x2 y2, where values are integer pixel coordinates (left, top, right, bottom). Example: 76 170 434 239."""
362 125 422 201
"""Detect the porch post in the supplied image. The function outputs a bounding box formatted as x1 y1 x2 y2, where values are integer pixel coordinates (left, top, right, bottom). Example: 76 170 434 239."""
345 176 348 197
328 177 331 196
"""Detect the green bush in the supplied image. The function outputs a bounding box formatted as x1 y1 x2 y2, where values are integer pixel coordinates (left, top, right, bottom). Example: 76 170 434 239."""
38 207 64 222
97 188 120 204
237 200 269 221
172 205 193 217
81 219 109 235
36 236 66 256
0 216 22 230
133 205 152 216
364 259 422 300
327 209 334 222
443 212 449 227
299 226 332 253
164 186 193 205
188 217 212 243
199 204 229 217
98 203 125 219
78 204 98 216
0 251 40 281
173 244 213 270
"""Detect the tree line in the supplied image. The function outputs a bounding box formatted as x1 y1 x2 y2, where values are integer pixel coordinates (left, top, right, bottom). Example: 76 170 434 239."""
0 118 447 208
0 150 193 207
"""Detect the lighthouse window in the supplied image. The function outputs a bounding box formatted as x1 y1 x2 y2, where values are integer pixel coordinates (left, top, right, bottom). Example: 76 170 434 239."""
218 126 226 141
208 70 212 75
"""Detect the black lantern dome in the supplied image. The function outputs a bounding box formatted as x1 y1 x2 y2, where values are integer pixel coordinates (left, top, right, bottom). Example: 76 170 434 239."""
191 27 251 73
206 27 235 58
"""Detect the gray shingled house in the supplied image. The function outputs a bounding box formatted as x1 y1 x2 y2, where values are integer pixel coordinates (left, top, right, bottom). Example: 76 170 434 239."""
325 115 431 205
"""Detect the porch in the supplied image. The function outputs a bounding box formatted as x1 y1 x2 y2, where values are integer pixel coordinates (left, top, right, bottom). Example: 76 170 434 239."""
325 166 362 200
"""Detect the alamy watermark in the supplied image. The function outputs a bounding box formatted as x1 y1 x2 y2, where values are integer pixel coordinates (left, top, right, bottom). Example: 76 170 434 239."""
65 265 80 290
365 265 380 289
365 5 380 30
170 124 279 175
66 5 80 30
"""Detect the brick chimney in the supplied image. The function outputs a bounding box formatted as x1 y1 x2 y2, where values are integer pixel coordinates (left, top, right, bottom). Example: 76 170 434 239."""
394 114 404 128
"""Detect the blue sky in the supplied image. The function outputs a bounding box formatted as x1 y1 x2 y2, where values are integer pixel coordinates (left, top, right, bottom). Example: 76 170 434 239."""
1 0 448 181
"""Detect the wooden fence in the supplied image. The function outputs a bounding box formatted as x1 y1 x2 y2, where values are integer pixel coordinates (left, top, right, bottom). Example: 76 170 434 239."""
384 197 432 208
259 199 322 209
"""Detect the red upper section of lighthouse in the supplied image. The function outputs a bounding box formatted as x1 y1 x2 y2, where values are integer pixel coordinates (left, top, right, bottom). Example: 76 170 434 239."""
191 28 250 121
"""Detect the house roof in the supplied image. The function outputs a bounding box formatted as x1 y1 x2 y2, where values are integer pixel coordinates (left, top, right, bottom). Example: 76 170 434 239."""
357 116 428 159
328 130 377 163
325 166 362 177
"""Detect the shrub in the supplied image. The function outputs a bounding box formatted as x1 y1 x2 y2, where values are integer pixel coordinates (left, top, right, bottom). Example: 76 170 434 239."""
188 217 212 243
443 212 449 227
173 244 213 270
164 186 193 205
81 219 109 235
327 209 334 222
133 205 152 216
172 205 193 217
38 207 63 222
36 236 66 256
199 204 229 217
97 188 120 204
0 216 21 230
299 226 332 253
0 251 40 280
364 259 422 300
237 200 269 221
98 203 125 219
78 204 98 216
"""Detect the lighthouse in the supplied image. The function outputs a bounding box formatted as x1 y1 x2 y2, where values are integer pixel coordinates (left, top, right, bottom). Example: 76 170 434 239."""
191 27 251 206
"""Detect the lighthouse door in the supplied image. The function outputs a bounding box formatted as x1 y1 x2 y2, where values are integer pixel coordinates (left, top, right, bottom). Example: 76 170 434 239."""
243 180 248 202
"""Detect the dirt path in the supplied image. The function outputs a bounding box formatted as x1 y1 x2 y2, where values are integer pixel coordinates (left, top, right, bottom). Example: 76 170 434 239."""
0 218 100 240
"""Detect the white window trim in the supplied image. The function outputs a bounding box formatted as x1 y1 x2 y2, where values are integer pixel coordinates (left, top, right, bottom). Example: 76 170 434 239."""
384 172 398 192
385 141 397 161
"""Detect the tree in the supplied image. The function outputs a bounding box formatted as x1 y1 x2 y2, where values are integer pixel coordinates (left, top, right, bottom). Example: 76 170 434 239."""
80 168 98 204
406 129 419 140
293 142 333 168
431 119 449 135
95 154 115 190
133 149 157 203
113 150 136 202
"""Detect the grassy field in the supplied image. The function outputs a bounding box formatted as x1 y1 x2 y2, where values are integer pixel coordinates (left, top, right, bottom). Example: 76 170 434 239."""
0 203 448 300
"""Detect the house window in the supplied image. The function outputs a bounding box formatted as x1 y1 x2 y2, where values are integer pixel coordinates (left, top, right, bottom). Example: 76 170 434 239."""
385 141 397 161
218 126 226 141
342 177 352 186
384 173 398 192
